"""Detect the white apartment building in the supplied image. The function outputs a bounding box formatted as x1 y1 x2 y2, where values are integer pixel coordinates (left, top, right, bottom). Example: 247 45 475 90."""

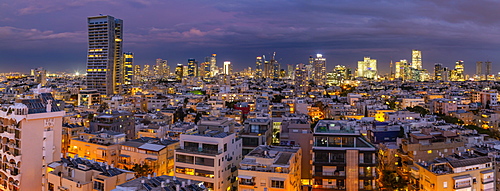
174 131 242 191
0 87 65 190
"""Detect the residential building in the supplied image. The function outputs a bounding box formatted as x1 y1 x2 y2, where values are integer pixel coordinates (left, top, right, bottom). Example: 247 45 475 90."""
46 157 135 191
89 110 135 139
312 120 377 191
119 137 179 176
174 131 242 191
238 146 302 191
68 131 125 166
0 88 65 190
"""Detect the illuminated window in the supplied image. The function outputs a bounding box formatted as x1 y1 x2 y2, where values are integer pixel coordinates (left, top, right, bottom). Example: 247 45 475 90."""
427 150 432 154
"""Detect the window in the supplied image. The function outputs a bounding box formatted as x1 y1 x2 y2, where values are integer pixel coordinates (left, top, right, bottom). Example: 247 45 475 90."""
93 181 104 191
48 183 54 191
443 181 447 188
250 125 259 133
271 180 285 188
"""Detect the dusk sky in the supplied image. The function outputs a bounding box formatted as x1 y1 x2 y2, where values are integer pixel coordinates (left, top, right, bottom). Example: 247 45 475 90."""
1 0 500 75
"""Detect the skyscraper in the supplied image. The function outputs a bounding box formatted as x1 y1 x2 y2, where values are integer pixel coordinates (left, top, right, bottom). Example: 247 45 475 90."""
255 56 263 78
412 49 422 70
312 54 327 85
208 54 218 77
155 58 168 78
123 52 133 85
86 15 123 95
187 58 198 77
357 57 377 79
434 63 443 81
175 63 183 81
450 60 465 81
485 61 492 76
223 61 232 75
476 61 483 77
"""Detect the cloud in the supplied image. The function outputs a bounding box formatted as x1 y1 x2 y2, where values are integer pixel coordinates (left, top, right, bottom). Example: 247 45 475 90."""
0 26 85 46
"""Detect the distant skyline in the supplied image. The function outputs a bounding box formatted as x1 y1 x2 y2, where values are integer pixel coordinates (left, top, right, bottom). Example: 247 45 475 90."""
1 0 500 75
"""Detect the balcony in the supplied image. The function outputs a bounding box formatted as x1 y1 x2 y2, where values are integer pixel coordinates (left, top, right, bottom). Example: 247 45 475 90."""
240 166 290 174
239 181 255 186
314 171 346 177
178 147 222 155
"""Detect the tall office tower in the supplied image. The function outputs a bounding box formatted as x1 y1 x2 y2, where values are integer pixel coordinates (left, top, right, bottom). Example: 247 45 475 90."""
395 61 402 79
142 64 151 77
450 60 465 81
156 58 168 78
255 56 264 78
412 49 422 70
223 61 232 75
294 63 308 87
442 67 449 81
434 63 443 81
328 65 348 85
31 67 47 86
187 58 198 77
123 52 133 85
357 57 377 79
485 61 492 76
86 15 123 95
287 64 294 79
175 64 183 81
200 61 211 79
476 61 483 76
312 120 377 190
312 54 327 85
133 64 141 84
208 54 218 77
0 87 64 190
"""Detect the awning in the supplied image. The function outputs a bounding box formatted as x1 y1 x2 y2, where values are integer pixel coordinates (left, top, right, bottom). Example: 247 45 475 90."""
238 175 254 180
119 154 130 157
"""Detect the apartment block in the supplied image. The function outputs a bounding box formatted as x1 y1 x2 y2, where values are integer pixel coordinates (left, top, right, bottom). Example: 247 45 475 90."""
175 131 242 191
238 145 302 191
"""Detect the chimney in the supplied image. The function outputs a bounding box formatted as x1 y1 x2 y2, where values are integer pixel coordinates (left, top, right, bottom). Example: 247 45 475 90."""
173 176 176 180
166 179 170 183
176 185 180 191
187 179 192 185
147 174 151 179
141 179 145 184
161 181 165 187
182 181 186 187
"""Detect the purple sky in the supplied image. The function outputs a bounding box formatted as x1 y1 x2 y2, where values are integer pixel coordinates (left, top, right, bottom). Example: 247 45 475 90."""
1 0 500 75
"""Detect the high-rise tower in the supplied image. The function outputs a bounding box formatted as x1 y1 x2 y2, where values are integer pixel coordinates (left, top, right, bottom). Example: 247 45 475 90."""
223 61 232 75
476 61 483 77
123 52 133 85
312 54 327 85
187 58 198 77
255 56 263 78
86 15 123 95
412 49 422 70
207 54 218 77
434 63 443 81
357 57 377 79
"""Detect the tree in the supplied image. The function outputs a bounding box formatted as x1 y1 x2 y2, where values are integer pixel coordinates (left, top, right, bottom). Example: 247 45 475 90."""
406 106 429 117
380 170 406 190
131 163 154 177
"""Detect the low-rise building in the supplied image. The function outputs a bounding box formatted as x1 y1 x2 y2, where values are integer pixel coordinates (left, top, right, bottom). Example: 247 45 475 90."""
238 145 302 191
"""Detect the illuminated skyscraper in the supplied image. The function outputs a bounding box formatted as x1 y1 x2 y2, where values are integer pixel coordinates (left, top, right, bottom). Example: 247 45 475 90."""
86 15 123 95
434 63 443 81
175 63 183 81
200 61 211 79
223 61 232 75
327 65 349 85
450 60 465 81
133 65 140 84
255 56 264 78
412 49 422 70
155 58 168 78
357 57 377 79
187 58 198 77
294 63 307 87
207 54 218 77
312 54 327 85
123 52 133 85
